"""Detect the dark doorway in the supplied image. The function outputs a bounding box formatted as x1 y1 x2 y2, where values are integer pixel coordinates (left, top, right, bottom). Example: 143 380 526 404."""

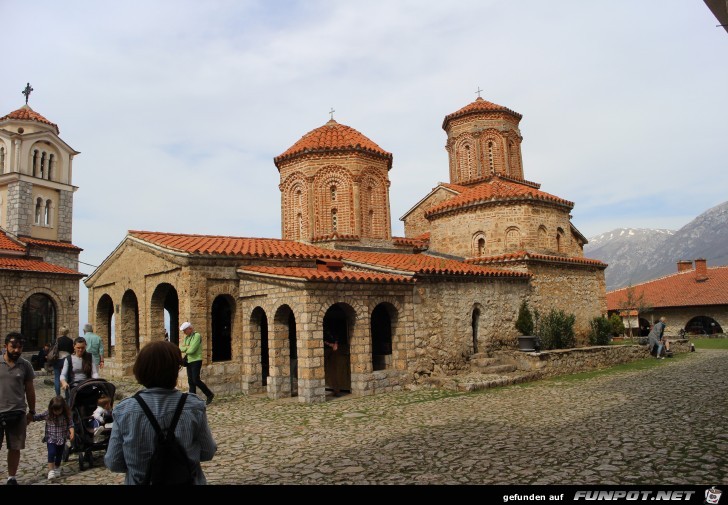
21 293 56 351
251 307 269 387
371 304 393 371
685 316 723 335
96 294 114 357
288 311 297 396
323 304 352 394
472 307 481 354
211 296 233 361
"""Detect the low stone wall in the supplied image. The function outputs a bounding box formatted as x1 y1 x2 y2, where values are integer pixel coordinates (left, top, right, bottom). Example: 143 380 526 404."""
495 339 691 379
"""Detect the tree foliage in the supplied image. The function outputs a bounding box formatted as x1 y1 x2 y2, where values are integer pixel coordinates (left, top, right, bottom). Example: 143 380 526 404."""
588 316 613 345
515 300 534 336
536 309 576 350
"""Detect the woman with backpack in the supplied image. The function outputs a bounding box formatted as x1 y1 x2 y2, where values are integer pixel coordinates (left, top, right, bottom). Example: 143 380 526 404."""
104 340 217 485
51 326 75 397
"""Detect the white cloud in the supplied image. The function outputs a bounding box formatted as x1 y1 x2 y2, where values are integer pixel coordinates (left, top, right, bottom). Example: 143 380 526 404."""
3 1 726 332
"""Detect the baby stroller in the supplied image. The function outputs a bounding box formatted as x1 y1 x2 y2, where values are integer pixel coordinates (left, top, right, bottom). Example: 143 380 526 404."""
64 378 116 471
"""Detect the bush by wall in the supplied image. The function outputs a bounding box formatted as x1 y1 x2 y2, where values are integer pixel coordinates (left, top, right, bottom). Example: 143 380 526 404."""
515 300 534 336
589 316 612 345
537 309 576 350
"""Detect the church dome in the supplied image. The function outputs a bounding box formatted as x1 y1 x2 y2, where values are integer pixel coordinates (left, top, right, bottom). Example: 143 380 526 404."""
274 119 392 169
0 105 59 133
442 97 522 131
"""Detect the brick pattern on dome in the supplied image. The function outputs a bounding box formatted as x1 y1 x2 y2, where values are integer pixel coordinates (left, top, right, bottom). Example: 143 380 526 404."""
0 257 83 276
0 105 59 131
274 119 392 167
239 266 414 284
606 266 728 310
129 231 336 259
425 176 573 218
339 251 529 278
18 236 83 252
467 250 607 267
0 230 27 253
442 97 522 130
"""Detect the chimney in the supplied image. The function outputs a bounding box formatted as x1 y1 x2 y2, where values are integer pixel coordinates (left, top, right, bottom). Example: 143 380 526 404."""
677 260 693 273
316 258 343 272
695 258 708 282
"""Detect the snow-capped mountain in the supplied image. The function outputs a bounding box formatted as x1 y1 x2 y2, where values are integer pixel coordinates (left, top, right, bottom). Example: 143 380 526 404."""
584 201 728 291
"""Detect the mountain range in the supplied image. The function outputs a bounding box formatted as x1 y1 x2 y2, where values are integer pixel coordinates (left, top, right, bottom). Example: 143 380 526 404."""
583 201 728 291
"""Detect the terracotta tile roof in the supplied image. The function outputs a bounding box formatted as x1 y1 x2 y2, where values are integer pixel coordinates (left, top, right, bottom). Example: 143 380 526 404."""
128 231 336 259
467 250 607 268
239 266 414 284
425 176 573 218
0 230 27 253
442 97 522 130
0 105 59 132
274 119 393 169
607 266 728 310
0 257 83 276
18 236 83 252
338 251 530 278
439 182 468 193
392 235 429 248
310 233 360 243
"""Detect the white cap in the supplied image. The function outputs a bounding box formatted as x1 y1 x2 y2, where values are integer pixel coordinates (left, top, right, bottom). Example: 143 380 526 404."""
179 322 192 331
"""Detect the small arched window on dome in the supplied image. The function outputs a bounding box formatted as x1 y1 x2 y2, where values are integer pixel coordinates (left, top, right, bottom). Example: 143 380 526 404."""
472 232 486 257
32 150 38 177
505 227 521 251
556 227 565 253
34 197 43 225
44 199 52 226
331 208 338 233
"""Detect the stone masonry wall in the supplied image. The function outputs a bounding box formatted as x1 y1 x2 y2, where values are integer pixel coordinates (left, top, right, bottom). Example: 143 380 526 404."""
6 180 33 237
402 187 458 238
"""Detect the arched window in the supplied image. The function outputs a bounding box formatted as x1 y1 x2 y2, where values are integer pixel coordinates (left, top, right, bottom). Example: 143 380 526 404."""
538 226 548 249
295 189 301 208
331 209 338 233
506 227 521 251
44 199 52 226
556 228 564 253
48 154 54 180
472 232 486 257
32 150 38 177
40 152 46 179
35 198 43 225
0 146 5 173
478 237 486 256
296 213 303 240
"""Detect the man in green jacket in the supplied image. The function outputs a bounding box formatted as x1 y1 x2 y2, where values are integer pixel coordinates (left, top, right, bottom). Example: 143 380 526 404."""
179 322 214 405
83 323 104 369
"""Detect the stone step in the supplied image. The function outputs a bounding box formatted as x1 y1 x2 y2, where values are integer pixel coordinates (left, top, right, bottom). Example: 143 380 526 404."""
470 363 518 374
417 370 542 393
469 356 500 367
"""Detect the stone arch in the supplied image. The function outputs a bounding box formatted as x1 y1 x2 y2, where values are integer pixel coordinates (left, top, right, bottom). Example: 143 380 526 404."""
556 227 565 253
455 135 477 181
120 289 140 357
150 283 179 345
250 306 269 387
20 292 57 351
211 295 234 362
685 316 723 335
472 231 487 257
370 302 397 371
505 226 522 251
95 294 115 358
322 303 357 395
538 225 548 250
267 304 297 398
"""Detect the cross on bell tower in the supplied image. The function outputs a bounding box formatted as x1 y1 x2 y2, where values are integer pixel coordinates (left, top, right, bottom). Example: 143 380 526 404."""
22 83 33 105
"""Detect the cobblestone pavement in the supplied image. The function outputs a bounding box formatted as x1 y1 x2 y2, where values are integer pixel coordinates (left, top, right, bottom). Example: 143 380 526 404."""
3 350 727 485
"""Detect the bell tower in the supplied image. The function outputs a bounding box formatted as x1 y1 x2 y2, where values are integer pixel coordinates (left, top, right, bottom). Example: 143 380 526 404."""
0 85 79 243
442 96 525 185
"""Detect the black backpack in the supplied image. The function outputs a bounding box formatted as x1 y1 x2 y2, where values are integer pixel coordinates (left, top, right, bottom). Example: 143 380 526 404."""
133 392 197 485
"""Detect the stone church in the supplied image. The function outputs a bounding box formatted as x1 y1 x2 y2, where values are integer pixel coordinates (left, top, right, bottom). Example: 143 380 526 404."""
84 95 606 403
0 93 84 352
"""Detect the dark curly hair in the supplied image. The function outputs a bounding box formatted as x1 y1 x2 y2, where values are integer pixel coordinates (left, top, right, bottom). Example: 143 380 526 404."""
133 341 183 389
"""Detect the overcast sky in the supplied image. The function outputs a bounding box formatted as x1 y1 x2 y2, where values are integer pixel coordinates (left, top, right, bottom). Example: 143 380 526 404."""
3 1 727 332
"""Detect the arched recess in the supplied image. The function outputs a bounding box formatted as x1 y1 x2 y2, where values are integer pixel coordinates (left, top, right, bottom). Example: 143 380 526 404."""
150 283 179 345
211 295 233 362
323 303 355 394
273 304 297 397
250 307 269 387
556 227 565 253
21 293 56 351
313 167 353 237
637 317 651 337
371 303 396 371
505 226 521 251
685 316 723 335
472 231 486 257
538 225 548 250
121 289 140 353
471 305 482 354
95 294 115 357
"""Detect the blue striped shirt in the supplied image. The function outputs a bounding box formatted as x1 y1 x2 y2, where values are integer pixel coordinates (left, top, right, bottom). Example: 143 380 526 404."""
104 388 217 485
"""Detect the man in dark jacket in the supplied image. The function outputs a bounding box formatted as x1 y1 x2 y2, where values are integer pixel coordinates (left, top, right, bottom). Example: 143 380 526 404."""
647 317 667 359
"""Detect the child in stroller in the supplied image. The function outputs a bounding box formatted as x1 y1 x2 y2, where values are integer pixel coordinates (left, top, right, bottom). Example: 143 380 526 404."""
66 378 116 471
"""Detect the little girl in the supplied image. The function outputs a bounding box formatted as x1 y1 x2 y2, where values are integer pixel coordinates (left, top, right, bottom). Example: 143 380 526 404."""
34 396 75 480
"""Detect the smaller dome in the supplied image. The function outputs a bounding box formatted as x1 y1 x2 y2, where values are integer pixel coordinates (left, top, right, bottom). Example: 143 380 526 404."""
0 105 59 133
442 97 522 130
274 119 392 169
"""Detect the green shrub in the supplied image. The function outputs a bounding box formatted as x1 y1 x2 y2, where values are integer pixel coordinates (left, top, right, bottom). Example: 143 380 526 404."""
608 313 625 337
589 316 612 345
515 300 534 335
536 308 576 350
